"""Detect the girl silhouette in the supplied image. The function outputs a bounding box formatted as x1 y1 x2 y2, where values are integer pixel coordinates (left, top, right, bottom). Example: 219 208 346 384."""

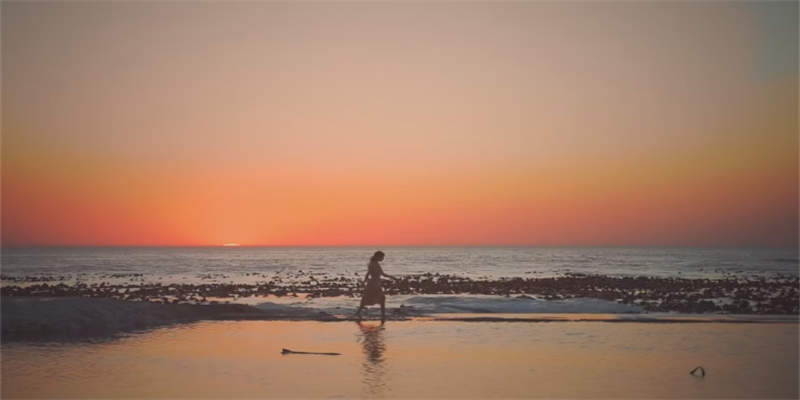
354 251 394 321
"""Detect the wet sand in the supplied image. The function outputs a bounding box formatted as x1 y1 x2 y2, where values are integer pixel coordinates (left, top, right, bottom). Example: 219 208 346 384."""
2 319 797 399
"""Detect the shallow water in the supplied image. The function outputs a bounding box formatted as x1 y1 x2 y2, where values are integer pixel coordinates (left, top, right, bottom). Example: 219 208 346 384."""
2 319 797 399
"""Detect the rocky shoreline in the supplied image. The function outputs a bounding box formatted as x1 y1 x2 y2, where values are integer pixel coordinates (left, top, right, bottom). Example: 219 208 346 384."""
3 272 798 315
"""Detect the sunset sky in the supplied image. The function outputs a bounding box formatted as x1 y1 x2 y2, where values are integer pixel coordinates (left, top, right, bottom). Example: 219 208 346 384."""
2 1 797 247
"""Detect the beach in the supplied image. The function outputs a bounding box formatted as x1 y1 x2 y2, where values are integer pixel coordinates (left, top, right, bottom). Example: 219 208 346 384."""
2 248 798 398
2 313 798 399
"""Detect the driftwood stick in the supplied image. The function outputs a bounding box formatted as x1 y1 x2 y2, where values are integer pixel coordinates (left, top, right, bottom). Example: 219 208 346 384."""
690 366 706 377
281 348 341 356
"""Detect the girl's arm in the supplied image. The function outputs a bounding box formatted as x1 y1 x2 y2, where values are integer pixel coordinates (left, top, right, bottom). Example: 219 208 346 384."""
364 270 371 283
378 265 394 279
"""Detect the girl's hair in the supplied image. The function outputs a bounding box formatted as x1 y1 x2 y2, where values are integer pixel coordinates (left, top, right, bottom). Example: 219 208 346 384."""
370 251 385 263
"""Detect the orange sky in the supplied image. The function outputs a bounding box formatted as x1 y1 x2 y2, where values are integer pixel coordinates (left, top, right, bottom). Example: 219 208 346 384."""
2 2 798 247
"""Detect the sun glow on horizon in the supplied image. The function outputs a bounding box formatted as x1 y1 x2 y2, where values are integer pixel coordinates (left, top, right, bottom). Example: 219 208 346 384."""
223 244 240 247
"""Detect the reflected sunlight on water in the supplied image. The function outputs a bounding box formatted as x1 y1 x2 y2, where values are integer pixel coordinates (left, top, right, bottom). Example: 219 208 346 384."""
2 320 798 399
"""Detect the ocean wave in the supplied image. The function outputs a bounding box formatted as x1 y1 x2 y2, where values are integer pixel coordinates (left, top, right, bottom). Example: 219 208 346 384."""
248 295 645 315
770 258 800 264
400 295 644 314
0 297 263 337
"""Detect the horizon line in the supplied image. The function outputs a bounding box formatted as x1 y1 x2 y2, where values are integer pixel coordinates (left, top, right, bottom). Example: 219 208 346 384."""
1 244 797 249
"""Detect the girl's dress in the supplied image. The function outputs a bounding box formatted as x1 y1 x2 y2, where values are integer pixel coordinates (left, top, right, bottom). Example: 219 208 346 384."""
361 263 386 306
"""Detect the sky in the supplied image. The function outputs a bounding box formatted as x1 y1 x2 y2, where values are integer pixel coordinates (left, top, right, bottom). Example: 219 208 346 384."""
2 1 798 247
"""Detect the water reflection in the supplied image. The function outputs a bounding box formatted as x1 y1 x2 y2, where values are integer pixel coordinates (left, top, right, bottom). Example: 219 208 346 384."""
356 321 387 397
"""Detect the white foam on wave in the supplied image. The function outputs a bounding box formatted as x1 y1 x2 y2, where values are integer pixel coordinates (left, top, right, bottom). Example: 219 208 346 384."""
253 294 645 315
401 295 644 314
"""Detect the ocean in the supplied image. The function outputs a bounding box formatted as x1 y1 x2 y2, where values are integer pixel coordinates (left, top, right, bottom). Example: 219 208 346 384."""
3 246 798 279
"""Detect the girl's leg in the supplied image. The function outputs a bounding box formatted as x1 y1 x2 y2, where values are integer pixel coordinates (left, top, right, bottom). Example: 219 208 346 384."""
380 299 386 321
354 298 366 318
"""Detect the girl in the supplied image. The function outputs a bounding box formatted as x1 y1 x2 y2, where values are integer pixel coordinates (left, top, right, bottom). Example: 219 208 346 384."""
354 251 394 321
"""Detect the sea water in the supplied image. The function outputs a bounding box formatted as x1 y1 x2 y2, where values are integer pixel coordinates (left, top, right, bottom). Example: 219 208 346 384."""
2 246 797 279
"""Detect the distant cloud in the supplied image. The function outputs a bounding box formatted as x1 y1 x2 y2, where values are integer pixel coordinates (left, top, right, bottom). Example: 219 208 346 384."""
751 1 799 82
